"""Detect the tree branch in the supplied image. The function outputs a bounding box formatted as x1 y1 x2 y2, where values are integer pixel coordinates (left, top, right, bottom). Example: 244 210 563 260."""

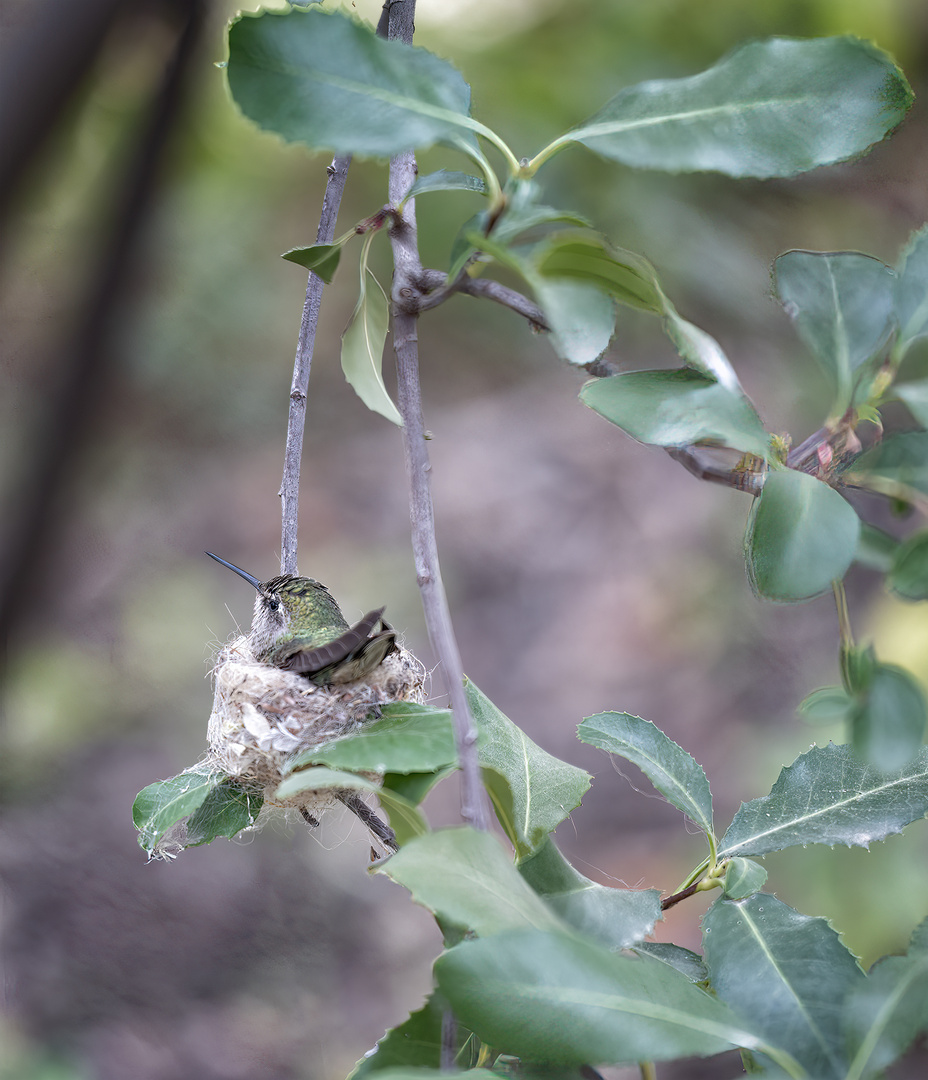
279 153 351 575
417 268 549 329
386 0 490 833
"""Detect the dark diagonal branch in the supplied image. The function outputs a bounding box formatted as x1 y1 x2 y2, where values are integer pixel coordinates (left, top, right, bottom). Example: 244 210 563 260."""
417 268 549 329
279 153 351 576
386 0 490 834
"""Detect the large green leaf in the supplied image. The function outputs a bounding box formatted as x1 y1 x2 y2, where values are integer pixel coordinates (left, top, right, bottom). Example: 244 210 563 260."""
517 837 662 949
717 742 928 858
578 712 714 840
531 278 616 365
348 993 448 1076
895 380 928 427
559 37 912 178
704 894 865 1079
288 703 456 774
895 224 928 354
848 431 928 498
849 661 927 772
774 251 896 414
227 7 479 156
377 827 564 936
744 469 861 601
434 928 768 1065
341 268 401 426
889 531 928 601
466 679 591 858
533 230 664 314
580 369 771 458
843 919 928 1080
133 767 260 855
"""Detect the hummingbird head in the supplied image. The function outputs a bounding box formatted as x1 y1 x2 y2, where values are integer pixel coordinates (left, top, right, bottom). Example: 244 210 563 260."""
206 553 347 661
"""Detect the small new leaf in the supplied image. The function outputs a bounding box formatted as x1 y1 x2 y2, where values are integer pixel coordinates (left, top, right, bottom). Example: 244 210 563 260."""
281 243 343 284
341 269 402 426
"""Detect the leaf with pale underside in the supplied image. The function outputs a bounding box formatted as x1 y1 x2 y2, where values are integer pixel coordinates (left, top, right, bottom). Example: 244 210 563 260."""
774 250 896 415
895 380 928 427
434 928 770 1065
847 431 928 500
560 37 912 178
377 827 564 937
227 7 480 157
341 269 402 426
518 837 662 949
578 712 714 840
275 766 427 843
704 893 866 1079
402 170 487 200
717 742 928 859
467 679 591 858
580 369 770 458
895 224 928 354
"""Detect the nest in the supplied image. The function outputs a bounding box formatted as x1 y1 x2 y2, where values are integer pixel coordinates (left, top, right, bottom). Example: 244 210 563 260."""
205 634 427 816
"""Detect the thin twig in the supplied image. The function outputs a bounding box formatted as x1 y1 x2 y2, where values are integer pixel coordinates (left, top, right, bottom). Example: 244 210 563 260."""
279 153 352 575
417 268 549 328
386 0 490 833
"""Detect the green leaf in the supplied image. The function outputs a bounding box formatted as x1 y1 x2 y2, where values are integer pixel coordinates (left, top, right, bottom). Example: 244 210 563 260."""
355 1072 495 1080
661 308 744 390
184 777 263 847
578 712 714 839
717 742 928 859
518 837 662 950
895 380 928 427
341 268 402 426
797 685 854 725
275 766 427 843
843 919 928 1080
889 530 928 600
227 8 480 157
403 170 487 200
895 224 928 354
704 893 865 1079
533 230 664 314
288 703 456 774
720 857 767 900
347 993 448 1076
560 37 912 178
281 242 343 283
848 431 928 498
630 942 708 983
377 827 565 937
744 469 861 601
381 765 455 808
466 679 591 858
774 250 896 414
434 928 767 1065
581 369 771 458
531 279 616 366
855 523 899 572
133 766 226 853
850 662 927 772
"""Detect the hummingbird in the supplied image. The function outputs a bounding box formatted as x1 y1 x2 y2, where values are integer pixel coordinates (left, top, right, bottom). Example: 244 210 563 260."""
206 552 397 685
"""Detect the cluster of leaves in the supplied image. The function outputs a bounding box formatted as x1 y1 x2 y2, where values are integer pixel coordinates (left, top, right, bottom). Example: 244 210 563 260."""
135 687 928 1076
134 4 928 1077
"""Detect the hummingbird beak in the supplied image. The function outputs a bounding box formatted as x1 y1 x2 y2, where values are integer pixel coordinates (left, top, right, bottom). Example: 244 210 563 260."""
205 552 265 593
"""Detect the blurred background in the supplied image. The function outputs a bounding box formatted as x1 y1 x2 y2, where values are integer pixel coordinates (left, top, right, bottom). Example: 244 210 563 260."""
1 0 927 1077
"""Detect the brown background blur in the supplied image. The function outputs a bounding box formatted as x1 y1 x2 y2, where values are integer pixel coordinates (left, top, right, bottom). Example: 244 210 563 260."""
2 1 927 1077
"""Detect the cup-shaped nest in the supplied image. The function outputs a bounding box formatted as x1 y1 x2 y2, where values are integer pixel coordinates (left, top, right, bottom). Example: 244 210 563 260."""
206 634 426 814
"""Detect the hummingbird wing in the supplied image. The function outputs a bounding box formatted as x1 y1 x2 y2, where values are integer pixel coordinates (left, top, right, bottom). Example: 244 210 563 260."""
280 608 396 682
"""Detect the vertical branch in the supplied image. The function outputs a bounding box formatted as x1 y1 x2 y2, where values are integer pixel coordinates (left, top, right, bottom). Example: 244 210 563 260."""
279 153 351 576
386 0 490 833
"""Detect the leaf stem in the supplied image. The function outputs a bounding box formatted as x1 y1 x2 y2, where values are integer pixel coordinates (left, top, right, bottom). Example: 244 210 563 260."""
833 579 854 650
522 133 574 176
280 153 352 575
385 0 490 834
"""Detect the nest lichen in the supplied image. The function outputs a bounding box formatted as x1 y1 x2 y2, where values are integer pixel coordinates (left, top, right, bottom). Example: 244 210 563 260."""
205 634 426 816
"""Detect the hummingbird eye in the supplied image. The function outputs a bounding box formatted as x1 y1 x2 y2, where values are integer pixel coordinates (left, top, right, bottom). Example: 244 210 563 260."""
266 597 280 612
